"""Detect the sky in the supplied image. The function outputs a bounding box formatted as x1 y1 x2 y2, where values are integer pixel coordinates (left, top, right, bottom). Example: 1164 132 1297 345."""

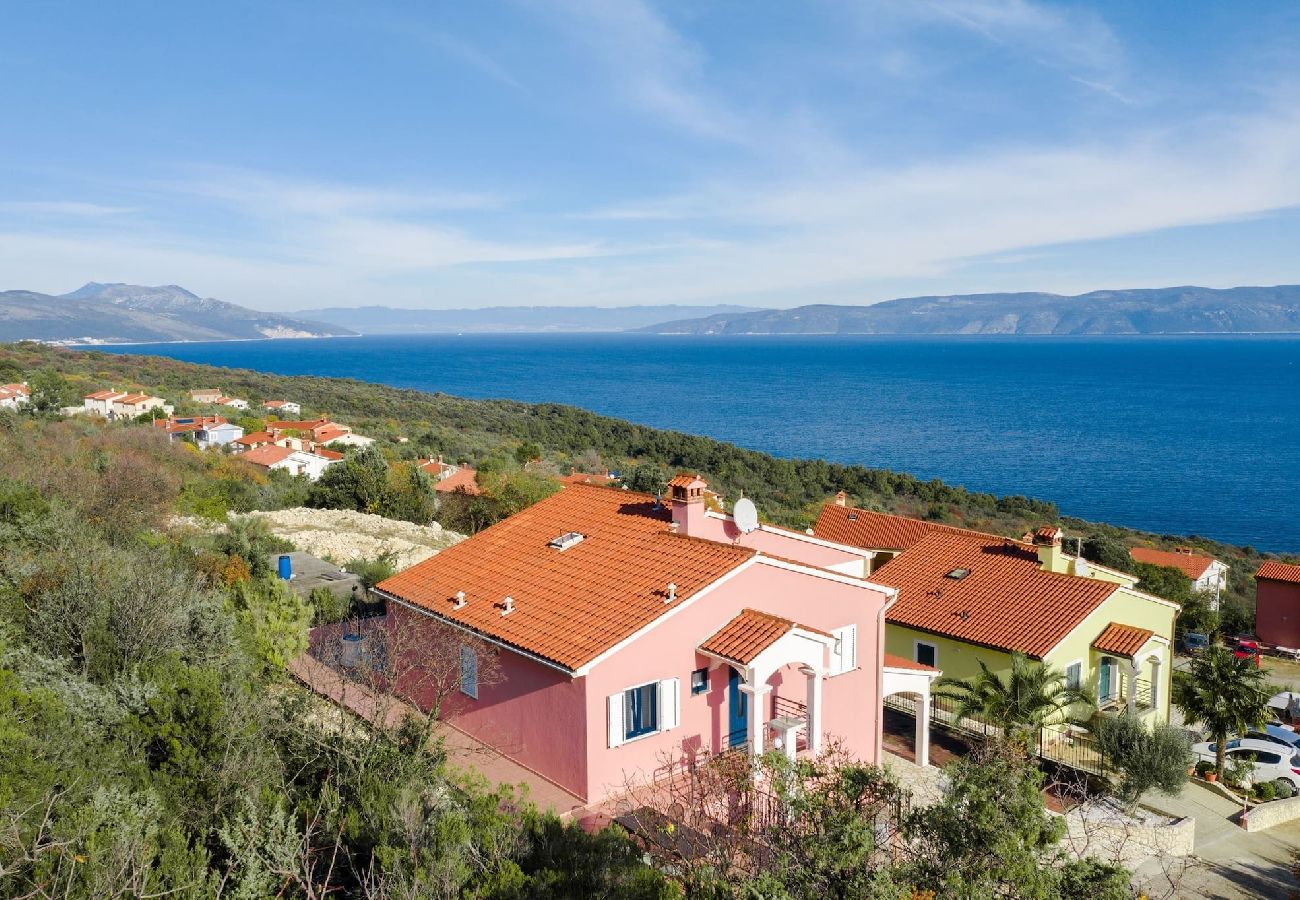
4 1 1300 311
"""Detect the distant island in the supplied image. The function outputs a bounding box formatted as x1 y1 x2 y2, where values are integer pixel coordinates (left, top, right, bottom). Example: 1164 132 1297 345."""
291 303 759 334
637 285 1300 335
0 283 356 344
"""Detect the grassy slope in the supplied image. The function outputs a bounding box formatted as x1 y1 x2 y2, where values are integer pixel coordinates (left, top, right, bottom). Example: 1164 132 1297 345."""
4 342 1293 612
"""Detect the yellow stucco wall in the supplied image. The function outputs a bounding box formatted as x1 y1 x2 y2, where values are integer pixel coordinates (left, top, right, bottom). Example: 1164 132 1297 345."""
885 584 1178 725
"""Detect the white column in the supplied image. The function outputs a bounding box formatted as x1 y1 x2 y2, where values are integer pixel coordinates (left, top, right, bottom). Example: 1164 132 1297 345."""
802 666 824 756
740 683 769 756
916 690 932 768
1127 660 1139 715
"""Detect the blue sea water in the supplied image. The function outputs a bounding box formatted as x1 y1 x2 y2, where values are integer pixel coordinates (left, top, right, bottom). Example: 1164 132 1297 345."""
97 334 1300 551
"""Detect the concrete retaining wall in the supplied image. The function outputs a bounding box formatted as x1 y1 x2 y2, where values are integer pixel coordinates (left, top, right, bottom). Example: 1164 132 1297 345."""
1242 796 1300 833
1061 810 1195 867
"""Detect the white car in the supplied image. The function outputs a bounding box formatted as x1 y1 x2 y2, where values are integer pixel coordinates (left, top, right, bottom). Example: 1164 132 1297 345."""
1195 737 1300 789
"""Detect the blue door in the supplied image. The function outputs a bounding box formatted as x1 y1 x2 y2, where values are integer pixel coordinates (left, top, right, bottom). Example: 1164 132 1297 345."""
1098 658 1113 702
728 668 748 748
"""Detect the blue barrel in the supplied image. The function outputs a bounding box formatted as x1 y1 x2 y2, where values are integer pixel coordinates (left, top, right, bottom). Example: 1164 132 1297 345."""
277 554 292 580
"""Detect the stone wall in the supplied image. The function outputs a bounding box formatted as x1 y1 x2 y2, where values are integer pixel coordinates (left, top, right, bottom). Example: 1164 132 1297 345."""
1242 796 1300 833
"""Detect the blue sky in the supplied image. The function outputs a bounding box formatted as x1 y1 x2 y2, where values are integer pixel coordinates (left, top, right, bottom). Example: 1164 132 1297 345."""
4 1 1300 311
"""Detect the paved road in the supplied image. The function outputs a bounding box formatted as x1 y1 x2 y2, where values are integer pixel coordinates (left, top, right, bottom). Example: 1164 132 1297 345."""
1136 779 1300 898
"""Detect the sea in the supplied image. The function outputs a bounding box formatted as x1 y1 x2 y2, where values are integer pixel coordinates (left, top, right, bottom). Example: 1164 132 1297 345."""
95 334 1300 552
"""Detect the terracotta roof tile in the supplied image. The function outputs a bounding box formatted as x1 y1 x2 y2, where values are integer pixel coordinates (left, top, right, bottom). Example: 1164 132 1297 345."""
434 466 482 496
668 473 706 489
1258 561 1300 585
871 531 1117 658
883 652 938 672
235 431 275 445
813 504 991 552
1129 547 1216 580
239 445 296 466
699 609 829 665
562 471 617 486
1092 622 1154 658
377 484 754 671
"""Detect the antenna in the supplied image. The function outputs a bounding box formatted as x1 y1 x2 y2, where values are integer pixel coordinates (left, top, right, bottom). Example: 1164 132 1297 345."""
733 498 759 534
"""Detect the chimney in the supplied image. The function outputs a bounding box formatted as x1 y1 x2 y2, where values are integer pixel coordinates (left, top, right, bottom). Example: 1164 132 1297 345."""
1032 526 1065 573
501 596 514 616
834 490 848 508
669 474 708 537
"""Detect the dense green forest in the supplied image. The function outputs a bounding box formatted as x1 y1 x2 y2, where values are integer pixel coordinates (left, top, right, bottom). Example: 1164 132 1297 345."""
0 346 1142 897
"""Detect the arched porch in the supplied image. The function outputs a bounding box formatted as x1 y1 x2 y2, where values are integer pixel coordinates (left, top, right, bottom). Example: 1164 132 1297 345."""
882 654 941 767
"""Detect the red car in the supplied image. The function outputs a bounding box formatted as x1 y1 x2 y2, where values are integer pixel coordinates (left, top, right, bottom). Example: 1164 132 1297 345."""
1233 640 1262 667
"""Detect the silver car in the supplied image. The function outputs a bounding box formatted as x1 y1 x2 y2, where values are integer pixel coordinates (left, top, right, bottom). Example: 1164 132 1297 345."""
1195 737 1300 789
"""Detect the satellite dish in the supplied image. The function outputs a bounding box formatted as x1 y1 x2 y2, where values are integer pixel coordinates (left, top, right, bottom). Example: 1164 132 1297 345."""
733 498 759 534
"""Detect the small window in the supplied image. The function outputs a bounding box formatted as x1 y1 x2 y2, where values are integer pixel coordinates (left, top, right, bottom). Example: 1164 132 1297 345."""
624 682 659 740
1065 662 1082 691
459 646 478 699
829 625 858 675
690 667 709 695
945 567 971 580
1257 751 1281 765
915 641 937 669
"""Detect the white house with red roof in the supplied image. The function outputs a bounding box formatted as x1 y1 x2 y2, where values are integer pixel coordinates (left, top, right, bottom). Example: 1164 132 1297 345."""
110 392 170 418
0 382 29 410
373 478 929 806
262 400 301 415
417 457 483 497
238 443 342 480
1129 546 1228 607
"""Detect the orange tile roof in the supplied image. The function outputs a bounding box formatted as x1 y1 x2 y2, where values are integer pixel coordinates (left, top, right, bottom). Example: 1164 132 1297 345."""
1129 546 1216 580
315 427 351 443
813 503 991 552
699 609 830 665
1092 622 1154 658
85 389 125 400
883 652 938 673
114 392 152 404
268 418 331 432
871 531 1118 658
239 445 296 467
235 431 275 445
1258 561 1300 585
669 473 706 489
434 466 482 496
376 484 754 671
0 384 28 396
153 415 226 434
315 448 344 461
263 400 293 408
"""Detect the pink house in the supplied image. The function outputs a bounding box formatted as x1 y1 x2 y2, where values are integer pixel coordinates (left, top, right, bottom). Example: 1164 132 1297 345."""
375 477 931 807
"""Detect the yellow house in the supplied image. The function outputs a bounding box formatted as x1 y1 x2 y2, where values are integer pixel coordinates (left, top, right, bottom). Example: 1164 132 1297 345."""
815 505 1178 729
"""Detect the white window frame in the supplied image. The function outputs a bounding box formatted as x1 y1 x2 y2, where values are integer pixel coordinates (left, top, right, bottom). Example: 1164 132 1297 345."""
459 645 478 699
914 640 937 669
608 678 679 748
829 625 858 675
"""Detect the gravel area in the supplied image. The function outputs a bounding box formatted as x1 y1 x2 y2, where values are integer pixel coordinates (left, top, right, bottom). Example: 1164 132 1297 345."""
241 508 465 570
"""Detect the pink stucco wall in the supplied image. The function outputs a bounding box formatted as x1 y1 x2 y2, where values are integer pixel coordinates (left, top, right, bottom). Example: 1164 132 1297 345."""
582 560 889 803
386 603 590 799
685 514 867 572
1257 579 1300 649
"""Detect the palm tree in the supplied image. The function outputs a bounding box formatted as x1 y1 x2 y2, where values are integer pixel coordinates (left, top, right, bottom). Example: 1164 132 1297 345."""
936 652 1091 749
1173 645 1275 777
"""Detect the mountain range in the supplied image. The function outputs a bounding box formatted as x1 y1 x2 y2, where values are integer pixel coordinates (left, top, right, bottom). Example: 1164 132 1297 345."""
292 303 759 334
638 285 1300 335
0 283 355 344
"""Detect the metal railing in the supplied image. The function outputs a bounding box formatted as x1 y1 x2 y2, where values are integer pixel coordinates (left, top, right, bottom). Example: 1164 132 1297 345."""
884 692 1106 776
771 695 810 752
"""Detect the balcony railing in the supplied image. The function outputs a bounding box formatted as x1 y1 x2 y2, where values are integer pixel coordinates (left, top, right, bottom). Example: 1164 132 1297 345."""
771 695 809 752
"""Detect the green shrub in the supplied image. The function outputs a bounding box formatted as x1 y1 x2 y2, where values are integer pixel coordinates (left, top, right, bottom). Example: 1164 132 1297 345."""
1255 781 1277 802
1275 779 1296 799
308 586 350 625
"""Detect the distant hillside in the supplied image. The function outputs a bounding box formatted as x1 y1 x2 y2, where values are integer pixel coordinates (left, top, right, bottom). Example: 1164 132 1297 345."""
0 283 356 344
293 303 760 334
639 285 1300 335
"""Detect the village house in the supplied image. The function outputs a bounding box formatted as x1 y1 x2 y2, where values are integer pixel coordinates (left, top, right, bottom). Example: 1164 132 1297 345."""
373 477 941 806
215 396 250 411
1130 546 1229 607
1255 561 1300 650
268 418 347 443
190 389 223 403
0 382 30 410
238 444 342 480
814 502 1178 733
232 430 276 451
262 400 301 415
110 392 170 419
83 389 127 416
418 457 482 496
152 415 244 449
